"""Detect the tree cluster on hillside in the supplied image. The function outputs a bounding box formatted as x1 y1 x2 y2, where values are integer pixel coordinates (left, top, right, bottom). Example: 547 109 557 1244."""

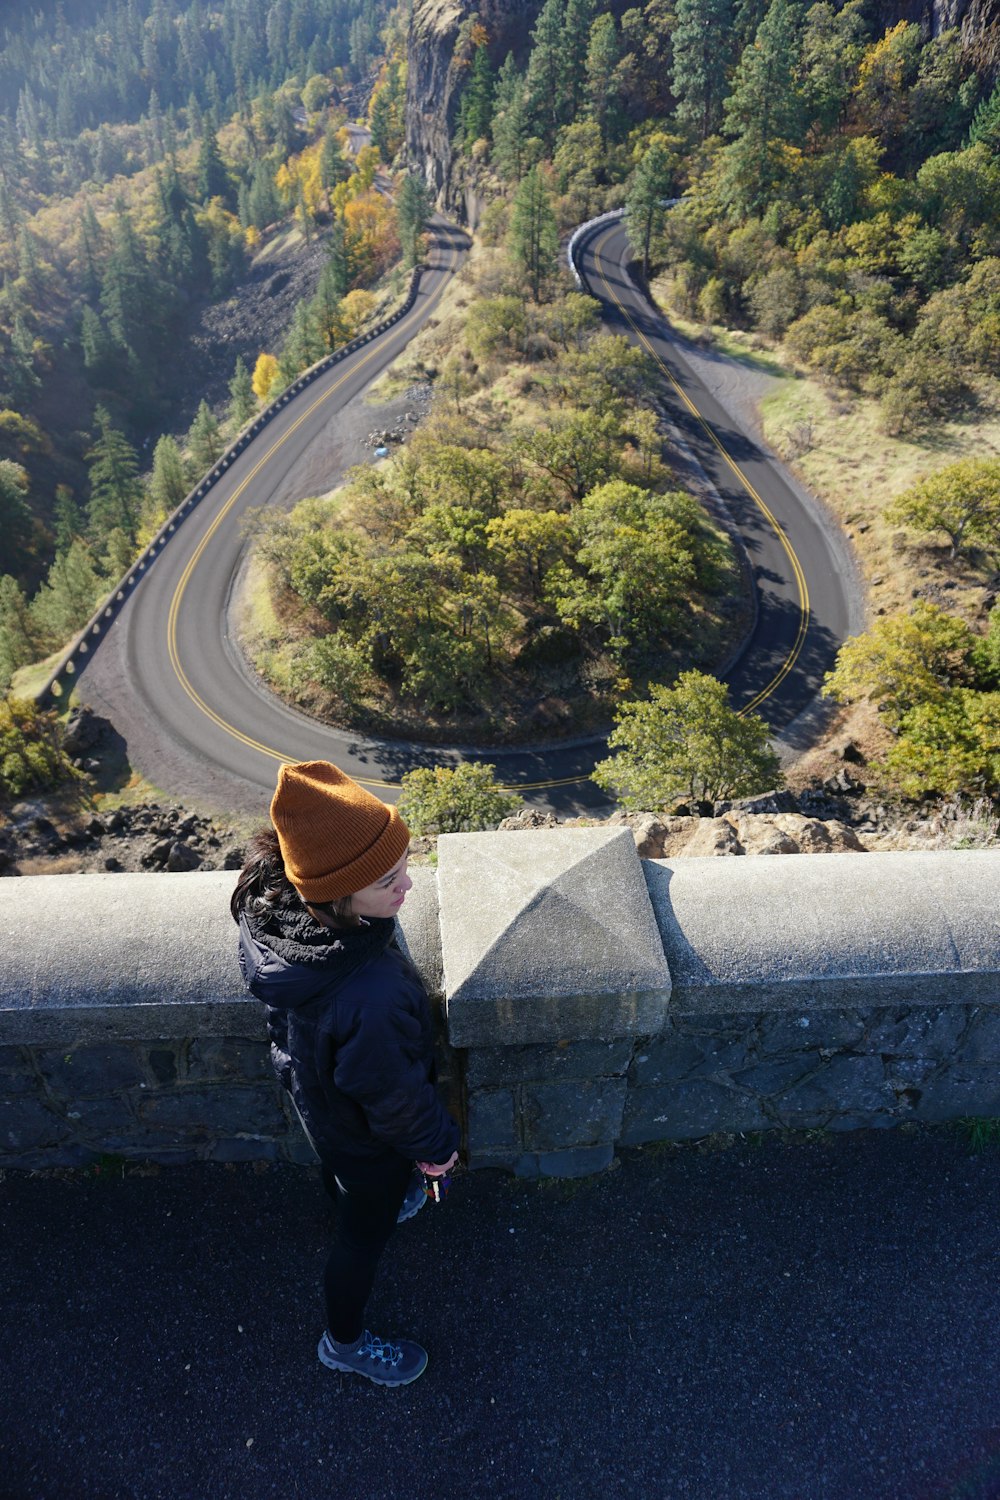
249 271 736 728
453 0 996 436
824 601 1000 798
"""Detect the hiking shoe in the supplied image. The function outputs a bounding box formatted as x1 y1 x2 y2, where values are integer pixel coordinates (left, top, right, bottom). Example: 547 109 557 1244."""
397 1167 427 1224
318 1329 428 1387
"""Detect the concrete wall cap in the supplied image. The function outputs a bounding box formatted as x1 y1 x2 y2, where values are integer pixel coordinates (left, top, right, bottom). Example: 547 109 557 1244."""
438 826 672 1004
646 849 1000 1011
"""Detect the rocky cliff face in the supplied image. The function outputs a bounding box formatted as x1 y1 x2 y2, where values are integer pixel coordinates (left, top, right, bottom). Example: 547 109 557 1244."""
405 0 539 212
406 0 1000 215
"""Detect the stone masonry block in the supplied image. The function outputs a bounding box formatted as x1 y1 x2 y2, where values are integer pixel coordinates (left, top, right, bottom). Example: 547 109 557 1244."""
63 1097 139 1133
537 1144 615 1178
757 1011 864 1055
1 1096 73 1151
857 1008 967 1058
621 1080 769 1143
204 1138 280 1163
770 1055 890 1125
439 827 671 1047
467 1089 517 1150
957 1010 1000 1063
911 1067 1000 1122
466 1040 634 1088
0 1049 38 1097
137 1086 285 1135
184 1038 272 1083
630 1031 751 1085
35 1043 146 1096
521 1078 626 1151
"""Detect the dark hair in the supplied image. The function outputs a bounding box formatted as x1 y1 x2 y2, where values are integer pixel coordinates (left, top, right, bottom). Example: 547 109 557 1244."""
230 826 358 926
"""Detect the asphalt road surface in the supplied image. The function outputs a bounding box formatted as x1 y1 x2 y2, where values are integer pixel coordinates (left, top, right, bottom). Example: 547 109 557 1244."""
4 1127 998 1500
75 218 860 820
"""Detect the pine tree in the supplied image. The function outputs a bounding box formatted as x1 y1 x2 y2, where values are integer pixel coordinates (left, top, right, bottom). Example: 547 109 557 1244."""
509 166 559 301
625 141 676 278
0 460 34 578
53 486 84 554
311 260 344 349
491 54 532 182
396 173 431 268
524 0 565 146
458 44 497 150
585 14 621 145
188 401 223 472
196 118 230 204
671 0 737 140
30 540 103 649
968 81 1000 151
719 0 807 216
228 357 256 429
0 573 35 692
148 434 189 517
86 407 143 546
559 0 597 123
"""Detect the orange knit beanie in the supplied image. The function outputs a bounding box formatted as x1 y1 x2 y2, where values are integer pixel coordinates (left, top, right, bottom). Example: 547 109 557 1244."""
270 760 410 903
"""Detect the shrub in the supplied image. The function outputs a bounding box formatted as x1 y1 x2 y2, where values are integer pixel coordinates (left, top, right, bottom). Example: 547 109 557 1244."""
397 761 523 834
0 697 73 799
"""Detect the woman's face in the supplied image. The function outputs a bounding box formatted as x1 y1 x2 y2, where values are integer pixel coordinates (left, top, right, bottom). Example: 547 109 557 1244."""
349 851 412 920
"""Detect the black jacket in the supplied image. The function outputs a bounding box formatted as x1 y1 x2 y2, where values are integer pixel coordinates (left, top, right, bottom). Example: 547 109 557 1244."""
237 899 459 1166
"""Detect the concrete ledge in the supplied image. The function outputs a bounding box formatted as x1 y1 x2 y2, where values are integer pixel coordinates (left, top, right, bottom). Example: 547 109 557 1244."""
0 867 441 1044
438 827 672 1046
645 851 1000 1013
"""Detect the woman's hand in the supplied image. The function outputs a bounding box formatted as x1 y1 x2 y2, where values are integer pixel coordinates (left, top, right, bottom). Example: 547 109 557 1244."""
416 1151 458 1176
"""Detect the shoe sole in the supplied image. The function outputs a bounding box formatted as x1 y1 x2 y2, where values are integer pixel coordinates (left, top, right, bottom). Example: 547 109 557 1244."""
396 1192 426 1224
318 1339 428 1386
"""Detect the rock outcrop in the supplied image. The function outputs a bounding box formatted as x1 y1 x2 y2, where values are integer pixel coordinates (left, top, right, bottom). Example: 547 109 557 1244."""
405 0 540 211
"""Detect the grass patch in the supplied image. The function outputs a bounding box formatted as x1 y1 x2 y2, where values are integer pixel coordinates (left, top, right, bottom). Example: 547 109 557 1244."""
955 1117 1000 1153
10 649 66 701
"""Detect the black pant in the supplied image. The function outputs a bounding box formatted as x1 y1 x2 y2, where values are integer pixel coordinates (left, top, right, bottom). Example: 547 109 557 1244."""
319 1151 412 1344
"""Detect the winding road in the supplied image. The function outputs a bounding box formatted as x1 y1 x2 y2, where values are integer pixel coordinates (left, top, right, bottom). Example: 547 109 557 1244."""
76 215 860 820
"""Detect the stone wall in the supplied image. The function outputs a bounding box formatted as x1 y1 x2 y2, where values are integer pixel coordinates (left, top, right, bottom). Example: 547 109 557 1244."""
1 837 998 1175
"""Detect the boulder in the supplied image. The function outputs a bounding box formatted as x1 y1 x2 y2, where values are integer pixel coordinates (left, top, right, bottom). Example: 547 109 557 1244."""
680 818 744 857
165 841 200 872
61 706 111 757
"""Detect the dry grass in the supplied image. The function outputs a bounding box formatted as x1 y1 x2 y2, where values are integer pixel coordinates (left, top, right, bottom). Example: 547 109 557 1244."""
759 377 1000 624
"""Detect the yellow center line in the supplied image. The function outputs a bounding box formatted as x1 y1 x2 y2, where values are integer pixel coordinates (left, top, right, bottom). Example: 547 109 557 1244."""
166 258 457 791
590 224 811 716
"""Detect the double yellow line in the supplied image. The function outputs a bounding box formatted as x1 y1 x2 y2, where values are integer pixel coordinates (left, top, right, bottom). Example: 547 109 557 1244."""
590 225 810 716
166 226 810 798
166 266 455 792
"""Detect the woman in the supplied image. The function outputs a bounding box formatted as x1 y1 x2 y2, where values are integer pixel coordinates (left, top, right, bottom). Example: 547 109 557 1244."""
231 760 460 1387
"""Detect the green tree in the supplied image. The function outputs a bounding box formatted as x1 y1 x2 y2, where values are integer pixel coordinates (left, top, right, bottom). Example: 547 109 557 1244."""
0 575 35 692
822 603 977 726
625 139 677 279
52 487 84 555
228 357 256 431
188 400 223 472
0 697 71 799
886 459 1000 560
585 12 621 145
670 0 736 141
592 671 781 807
86 407 142 545
968 79 1000 151
524 0 565 146
396 173 431 269
0 460 34 577
30 539 103 648
491 54 533 182
718 0 806 217
397 762 523 833
458 43 497 150
195 120 230 205
509 166 559 301
886 690 1000 798
148 434 189 517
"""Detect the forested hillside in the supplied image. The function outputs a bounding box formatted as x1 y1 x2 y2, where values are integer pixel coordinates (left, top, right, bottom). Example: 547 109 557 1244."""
0 0 423 697
412 0 1000 800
